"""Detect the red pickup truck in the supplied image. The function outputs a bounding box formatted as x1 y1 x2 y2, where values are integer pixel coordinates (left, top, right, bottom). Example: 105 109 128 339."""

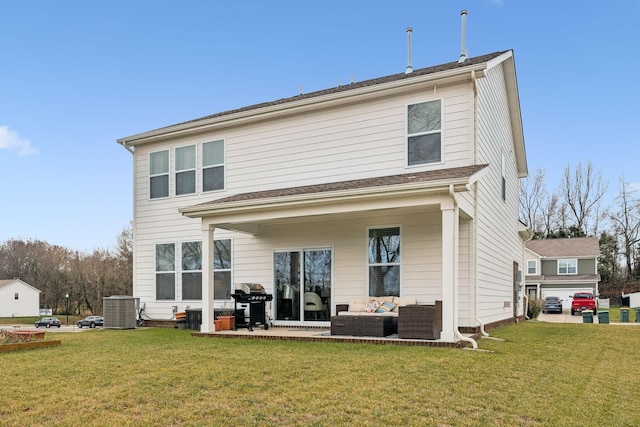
571 292 596 315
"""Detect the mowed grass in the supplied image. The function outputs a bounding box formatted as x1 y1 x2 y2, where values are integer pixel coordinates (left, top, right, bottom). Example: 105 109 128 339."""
1 322 640 426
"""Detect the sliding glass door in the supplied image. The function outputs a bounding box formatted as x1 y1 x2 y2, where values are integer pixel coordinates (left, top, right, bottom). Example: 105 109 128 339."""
274 249 332 322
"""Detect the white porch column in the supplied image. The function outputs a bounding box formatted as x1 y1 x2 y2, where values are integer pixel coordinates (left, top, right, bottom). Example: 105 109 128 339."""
200 225 215 333
441 201 458 343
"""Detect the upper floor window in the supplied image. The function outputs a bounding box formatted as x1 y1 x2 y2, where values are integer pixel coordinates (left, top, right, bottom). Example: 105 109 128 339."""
150 150 169 199
14 292 19 300
558 259 577 275
368 227 401 297
203 140 225 192
527 260 537 275
175 145 196 195
407 100 442 166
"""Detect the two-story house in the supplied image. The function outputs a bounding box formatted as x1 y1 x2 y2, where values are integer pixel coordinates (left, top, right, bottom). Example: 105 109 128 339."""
117 49 528 344
524 237 601 312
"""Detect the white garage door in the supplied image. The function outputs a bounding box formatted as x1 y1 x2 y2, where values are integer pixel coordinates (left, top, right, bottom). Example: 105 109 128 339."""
541 288 594 311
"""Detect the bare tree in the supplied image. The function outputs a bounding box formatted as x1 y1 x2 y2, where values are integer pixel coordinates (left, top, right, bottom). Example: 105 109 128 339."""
609 177 640 281
558 161 608 236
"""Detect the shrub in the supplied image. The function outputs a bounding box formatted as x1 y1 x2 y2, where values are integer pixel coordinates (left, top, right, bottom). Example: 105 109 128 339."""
527 297 543 319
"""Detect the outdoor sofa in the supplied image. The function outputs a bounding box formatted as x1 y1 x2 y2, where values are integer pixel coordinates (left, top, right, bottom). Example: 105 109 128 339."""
330 296 442 339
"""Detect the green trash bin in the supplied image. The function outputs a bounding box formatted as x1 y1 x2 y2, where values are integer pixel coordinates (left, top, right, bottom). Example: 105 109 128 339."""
620 308 629 323
597 311 609 324
635 307 640 322
582 310 593 323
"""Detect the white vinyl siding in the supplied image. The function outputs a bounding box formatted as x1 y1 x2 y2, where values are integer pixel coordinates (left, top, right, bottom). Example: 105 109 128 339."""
474 62 524 323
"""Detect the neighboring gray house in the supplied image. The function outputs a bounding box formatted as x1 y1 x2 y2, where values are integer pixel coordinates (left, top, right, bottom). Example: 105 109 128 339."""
524 237 601 311
0 278 41 317
117 49 529 343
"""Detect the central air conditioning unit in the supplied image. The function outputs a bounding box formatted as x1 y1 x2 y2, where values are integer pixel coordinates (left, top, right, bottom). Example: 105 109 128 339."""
103 296 139 329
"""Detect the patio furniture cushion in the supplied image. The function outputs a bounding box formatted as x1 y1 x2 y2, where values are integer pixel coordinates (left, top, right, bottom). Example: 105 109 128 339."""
375 301 396 313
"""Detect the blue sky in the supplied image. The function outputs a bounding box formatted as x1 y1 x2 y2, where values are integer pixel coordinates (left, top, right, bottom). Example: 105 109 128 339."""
1 0 639 251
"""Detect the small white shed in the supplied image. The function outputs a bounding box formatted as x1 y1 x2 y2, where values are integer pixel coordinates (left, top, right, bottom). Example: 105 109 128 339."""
0 279 41 317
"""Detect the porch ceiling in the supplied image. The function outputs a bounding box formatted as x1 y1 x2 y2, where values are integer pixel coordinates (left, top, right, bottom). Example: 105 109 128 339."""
179 165 488 233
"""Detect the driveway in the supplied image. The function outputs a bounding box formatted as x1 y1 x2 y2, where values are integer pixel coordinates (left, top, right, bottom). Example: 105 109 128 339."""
538 310 640 325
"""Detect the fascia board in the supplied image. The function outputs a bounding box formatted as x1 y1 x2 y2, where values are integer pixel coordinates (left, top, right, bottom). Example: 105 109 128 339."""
118 64 489 147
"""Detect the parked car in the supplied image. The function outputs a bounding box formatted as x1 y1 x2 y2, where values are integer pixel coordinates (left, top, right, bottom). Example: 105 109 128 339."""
542 296 563 314
571 292 596 315
77 316 104 328
34 317 61 328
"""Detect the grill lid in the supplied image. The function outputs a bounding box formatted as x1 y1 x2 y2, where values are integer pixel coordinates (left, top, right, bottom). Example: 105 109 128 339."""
237 283 265 294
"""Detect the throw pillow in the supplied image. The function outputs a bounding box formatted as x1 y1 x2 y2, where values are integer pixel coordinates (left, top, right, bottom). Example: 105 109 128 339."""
364 300 381 313
375 301 396 313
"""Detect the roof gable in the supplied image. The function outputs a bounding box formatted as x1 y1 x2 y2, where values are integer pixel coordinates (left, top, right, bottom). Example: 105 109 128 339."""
118 50 513 146
525 237 600 258
0 278 41 293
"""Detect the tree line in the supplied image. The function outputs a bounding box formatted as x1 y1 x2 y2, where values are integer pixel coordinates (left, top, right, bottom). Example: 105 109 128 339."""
520 161 640 287
0 225 132 316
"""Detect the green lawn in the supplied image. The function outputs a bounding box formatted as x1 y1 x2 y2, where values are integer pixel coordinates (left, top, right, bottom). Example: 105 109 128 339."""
1 321 640 426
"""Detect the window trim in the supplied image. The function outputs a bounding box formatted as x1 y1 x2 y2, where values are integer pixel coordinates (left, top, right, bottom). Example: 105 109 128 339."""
202 139 226 193
406 98 444 167
527 260 537 275
367 225 402 297
558 259 577 275
181 241 203 301
213 238 233 301
501 153 507 201
155 242 176 301
175 144 196 196
149 150 170 199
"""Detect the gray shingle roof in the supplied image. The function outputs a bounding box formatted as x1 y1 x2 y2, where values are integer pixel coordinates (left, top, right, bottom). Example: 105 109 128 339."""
525 237 600 258
162 51 508 131
191 164 488 207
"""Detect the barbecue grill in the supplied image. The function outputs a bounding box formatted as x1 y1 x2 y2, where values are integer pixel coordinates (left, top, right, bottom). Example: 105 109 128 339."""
230 283 272 331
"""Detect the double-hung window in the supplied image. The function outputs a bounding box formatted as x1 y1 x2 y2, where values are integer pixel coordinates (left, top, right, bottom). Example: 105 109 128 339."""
203 139 225 192
527 260 537 275
181 241 202 300
558 259 577 275
156 243 176 300
368 227 401 297
175 145 196 195
150 150 169 199
407 99 442 166
213 239 232 299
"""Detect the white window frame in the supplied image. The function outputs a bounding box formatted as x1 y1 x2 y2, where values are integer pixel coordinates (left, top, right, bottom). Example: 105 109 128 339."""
149 150 169 199
213 238 233 300
155 243 176 300
527 260 537 275
175 145 196 196
202 139 225 192
367 226 402 297
181 241 202 301
406 98 443 167
558 259 577 275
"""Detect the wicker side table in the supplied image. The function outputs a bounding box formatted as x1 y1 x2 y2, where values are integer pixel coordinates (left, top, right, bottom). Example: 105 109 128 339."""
397 302 442 340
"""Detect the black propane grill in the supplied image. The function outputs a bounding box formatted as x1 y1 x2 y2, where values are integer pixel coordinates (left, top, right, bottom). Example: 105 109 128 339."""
230 283 272 331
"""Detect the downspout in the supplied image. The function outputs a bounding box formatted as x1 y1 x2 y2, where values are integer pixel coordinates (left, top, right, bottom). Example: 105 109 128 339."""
450 184 478 349
469 70 491 339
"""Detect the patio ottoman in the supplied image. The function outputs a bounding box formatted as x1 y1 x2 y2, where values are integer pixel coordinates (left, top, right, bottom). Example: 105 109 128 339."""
330 315 395 337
